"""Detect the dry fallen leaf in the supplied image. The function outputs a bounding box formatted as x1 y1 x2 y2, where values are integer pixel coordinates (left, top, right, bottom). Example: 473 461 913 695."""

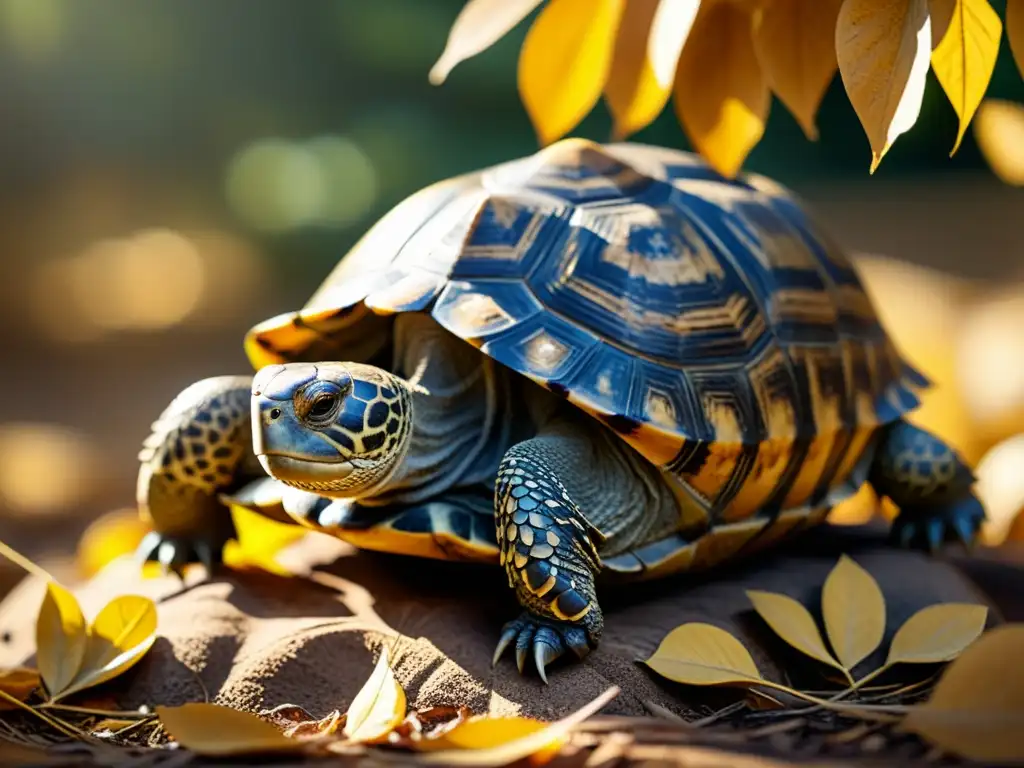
886 603 988 664
836 0 932 171
642 622 763 686
409 686 619 766
342 648 407 744
157 702 303 756
35 582 87 700
900 623 1024 763
0 667 41 709
1007 0 1024 80
518 0 624 145
974 99 1024 186
821 555 886 673
746 590 844 673
418 715 547 751
604 0 698 139
930 0 1003 154
55 595 157 701
429 0 544 85
673 0 769 178
752 0 843 140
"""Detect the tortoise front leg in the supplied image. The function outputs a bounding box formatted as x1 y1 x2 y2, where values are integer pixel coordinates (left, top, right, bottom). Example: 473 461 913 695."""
491 440 605 683
136 375 260 574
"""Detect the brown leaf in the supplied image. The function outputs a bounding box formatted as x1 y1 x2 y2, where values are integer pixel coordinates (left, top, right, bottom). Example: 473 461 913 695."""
752 0 843 140
900 624 1024 762
605 0 698 138
673 0 769 178
0 668 41 709
642 622 763 686
836 0 932 171
930 0 1002 154
35 582 87 700
518 0 625 145
283 710 343 739
342 647 407 744
57 595 157 700
886 603 988 664
746 590 844 671
821 555 885 672
1007 0 1024 81
429 0 544 85
157 702 302 756
410 686 619 766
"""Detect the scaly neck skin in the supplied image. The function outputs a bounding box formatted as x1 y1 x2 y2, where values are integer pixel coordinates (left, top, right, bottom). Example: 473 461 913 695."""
358 314 512 506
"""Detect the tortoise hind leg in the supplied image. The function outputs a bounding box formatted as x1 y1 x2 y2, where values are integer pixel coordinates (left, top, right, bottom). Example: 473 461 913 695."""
136 375 258 574
491 441 605 683
868 420 986 552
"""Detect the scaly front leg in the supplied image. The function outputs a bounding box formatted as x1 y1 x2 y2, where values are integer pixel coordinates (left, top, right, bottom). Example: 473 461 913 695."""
491 443 605 683
136 375 260 574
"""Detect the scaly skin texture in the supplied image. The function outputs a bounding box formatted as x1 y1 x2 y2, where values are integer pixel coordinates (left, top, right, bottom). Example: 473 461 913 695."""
869 420 985 551
136 376 260 572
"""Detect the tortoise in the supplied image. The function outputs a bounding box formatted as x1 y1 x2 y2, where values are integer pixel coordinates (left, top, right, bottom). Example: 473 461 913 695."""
137 138 985 682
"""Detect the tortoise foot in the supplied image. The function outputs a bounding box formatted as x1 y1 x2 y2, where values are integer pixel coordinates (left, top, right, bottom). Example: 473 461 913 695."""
889 493 985 553
492 613 595 684
135 530 229 577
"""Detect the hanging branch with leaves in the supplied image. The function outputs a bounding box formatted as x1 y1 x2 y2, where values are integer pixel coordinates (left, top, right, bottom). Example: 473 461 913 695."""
430 0 1023 178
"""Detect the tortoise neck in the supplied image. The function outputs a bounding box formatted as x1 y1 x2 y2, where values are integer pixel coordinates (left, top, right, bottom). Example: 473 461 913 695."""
355 314 514 506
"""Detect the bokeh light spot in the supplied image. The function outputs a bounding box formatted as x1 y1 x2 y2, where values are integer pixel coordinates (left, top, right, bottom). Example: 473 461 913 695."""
0 0 63 63
225 136 378 233
0 424 98 515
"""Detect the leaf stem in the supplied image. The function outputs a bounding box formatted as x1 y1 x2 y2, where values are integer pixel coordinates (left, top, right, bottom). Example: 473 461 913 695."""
38 703 152 718
0 539 55 583
0 689 84 740
750 679 910 719
829 663 892 702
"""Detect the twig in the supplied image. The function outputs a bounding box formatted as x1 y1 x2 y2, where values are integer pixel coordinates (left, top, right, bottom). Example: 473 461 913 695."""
0 539 55 582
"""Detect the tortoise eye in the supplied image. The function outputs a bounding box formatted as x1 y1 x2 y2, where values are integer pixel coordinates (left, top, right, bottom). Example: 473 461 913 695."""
307 394 338 419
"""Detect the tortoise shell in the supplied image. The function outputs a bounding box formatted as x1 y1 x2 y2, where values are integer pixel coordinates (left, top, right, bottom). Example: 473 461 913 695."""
245 139 927 538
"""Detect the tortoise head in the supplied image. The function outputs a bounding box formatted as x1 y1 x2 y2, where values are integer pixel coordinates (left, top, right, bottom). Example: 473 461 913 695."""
251 362 413 498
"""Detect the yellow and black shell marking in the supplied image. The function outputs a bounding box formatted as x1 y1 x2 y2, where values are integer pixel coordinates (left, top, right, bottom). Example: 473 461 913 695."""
242 138 928 572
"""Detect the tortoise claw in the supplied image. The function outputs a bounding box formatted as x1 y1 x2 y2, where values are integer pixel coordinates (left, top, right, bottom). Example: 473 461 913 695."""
135 530 227 578
890 494 985 554
493 614 591 683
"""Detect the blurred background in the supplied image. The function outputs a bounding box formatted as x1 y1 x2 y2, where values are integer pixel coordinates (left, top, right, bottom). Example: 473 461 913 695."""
1 0 1023 587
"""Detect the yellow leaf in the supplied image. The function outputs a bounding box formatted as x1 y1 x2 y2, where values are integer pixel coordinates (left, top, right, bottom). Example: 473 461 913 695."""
411 686 618 766
343 648 407 744
429 0 544 85
836 0 932 172
157 703 301 756
1007 1 1024 81
746 590 843 671
0 668 41 708
821 555 885 671
77 509 152 579
57 595 157 700
518 0 625 145
35 582 86 699
886 603 988 664
605 0 698 138
752 0 843 140
92 718 142 733
642 622 763 686
418 716 547 751
900 624 1024 763
673 0 770 178
222 503 307 575
974 98 1024 185
930 0 1002 155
